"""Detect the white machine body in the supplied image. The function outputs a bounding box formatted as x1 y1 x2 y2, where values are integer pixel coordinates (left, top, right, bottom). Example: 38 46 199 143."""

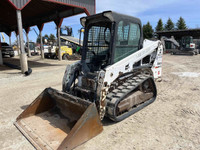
103 39 163 86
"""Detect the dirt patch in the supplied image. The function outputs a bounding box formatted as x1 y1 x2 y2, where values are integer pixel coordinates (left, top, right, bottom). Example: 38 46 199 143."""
0 54 200 150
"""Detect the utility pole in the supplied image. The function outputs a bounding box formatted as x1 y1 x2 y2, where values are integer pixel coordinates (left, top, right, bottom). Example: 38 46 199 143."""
15 32 20 55
9 36 11 46
25 27 31 57
57 26 62 61
40 31 44 59
16 10 28 73
0 38 3 65
26 32 31 57
54 18 63 61
37 24 44 59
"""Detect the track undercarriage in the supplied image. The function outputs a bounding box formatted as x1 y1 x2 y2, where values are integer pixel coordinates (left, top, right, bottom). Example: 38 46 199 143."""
170 49 198 56
106 71 157 121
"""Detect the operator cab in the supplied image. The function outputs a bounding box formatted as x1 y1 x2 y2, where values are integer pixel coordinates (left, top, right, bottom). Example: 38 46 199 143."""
81 11 143 73
85 22 112 71
180 36 195 50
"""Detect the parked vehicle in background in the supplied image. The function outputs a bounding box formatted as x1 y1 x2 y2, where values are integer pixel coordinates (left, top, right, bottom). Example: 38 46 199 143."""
55 44 73 60
1 42 14 57
43 45 51 58
43 42 74 60
55 42 81 60
25 42 39 56
167 36 198 55
180 36 195 50
193 39 200 53
161 36 180 53
43 44 57 59
176 36 198 55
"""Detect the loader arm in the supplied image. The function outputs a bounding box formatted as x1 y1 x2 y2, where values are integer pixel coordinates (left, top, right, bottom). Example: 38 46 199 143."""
103 40 163 86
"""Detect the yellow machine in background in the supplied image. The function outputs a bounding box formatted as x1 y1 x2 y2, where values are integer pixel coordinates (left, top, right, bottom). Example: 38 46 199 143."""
56 45 73 60
13 45 18 50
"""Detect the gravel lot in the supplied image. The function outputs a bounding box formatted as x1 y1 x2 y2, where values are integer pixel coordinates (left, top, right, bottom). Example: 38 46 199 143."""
0 54 200 150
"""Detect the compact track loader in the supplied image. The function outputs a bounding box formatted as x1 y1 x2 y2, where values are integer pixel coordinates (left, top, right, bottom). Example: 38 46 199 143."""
15 11 163 150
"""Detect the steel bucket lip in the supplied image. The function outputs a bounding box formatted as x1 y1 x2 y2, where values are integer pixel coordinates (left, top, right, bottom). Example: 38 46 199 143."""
14 121 48 150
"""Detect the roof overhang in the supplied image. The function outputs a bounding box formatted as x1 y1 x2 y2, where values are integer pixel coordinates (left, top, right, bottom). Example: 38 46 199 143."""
156 29 200 39
0 0 96 34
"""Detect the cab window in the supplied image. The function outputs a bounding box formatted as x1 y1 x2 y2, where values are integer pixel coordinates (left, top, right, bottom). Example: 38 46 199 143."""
114 21 140 63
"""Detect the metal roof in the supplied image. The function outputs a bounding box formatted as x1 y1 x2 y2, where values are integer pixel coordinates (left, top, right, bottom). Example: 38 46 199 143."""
0 0 95 34
61 36 83 46
156 29 200 39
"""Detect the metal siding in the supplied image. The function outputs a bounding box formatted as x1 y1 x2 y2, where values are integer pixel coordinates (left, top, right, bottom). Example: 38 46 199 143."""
48 0 95 15
10 0 95 14
10 0 29 8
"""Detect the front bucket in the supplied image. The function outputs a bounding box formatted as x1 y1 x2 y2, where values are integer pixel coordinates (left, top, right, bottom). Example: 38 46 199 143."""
14 88 103 150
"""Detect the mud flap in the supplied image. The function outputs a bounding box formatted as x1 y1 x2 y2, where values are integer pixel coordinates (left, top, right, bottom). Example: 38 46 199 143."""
14 88 103 150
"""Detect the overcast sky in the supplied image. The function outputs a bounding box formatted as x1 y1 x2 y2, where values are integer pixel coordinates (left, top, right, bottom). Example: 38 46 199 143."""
3 0 200 44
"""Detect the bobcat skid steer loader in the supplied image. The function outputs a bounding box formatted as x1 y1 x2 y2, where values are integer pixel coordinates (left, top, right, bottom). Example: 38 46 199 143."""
15 11 163 150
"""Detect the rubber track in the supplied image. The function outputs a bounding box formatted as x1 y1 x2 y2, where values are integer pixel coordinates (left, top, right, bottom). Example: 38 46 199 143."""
106 73 157 122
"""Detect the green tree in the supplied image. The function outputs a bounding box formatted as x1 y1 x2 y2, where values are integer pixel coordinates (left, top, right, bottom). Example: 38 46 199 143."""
176 17 187 30
165 18 174 31
49 34 56 43
36 36 41 44
155 19 164 32
43 34 49 39
143 22 154 39
36 34 49 44
43 34 49 44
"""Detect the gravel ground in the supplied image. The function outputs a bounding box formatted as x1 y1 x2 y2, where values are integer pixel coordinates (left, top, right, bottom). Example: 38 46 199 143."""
0 54 200 150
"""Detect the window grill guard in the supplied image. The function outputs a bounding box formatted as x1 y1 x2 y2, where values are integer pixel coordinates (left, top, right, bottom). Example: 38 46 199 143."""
86 26 110 62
